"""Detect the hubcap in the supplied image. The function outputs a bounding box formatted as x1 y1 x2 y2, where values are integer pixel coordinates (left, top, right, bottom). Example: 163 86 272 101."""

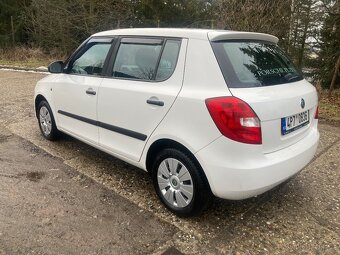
170 175 180 189
157 158 194 208
39 106 52 136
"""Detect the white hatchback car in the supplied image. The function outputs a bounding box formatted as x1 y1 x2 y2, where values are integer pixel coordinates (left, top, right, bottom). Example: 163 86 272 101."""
35 28 319 217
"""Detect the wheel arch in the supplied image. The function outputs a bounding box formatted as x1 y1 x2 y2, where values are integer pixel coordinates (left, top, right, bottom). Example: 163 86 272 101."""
145 138 213 193
35 94 47 117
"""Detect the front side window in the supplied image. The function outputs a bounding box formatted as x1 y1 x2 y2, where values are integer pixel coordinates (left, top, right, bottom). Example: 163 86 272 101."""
211 41 303 88
70 42 111 75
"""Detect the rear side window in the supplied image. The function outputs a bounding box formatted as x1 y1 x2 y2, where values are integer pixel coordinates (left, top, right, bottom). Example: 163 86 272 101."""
211 41 303 88
113 39 162 80
112 38 181 81
156 40 181 81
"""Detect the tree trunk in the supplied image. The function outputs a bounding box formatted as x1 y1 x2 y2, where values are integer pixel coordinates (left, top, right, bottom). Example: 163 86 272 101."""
328 55 340 98
11 16 15 46
287 0 295 54
297 2 312 69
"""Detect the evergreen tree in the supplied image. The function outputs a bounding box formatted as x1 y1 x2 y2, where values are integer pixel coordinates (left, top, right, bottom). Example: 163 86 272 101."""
0 0 30 47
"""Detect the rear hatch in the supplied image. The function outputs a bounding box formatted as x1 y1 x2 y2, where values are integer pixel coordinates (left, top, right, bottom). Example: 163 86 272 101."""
229 81 317 153
209 34 318 153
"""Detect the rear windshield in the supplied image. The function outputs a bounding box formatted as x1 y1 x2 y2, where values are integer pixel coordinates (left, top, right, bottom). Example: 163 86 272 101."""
211 41 303 88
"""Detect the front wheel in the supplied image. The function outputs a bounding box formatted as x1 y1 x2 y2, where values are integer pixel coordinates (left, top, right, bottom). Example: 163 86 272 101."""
152 148 212 217
37 100 60 141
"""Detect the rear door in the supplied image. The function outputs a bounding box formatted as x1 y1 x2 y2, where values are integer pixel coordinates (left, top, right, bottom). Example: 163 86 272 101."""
97 37 187 161
211 40 318 153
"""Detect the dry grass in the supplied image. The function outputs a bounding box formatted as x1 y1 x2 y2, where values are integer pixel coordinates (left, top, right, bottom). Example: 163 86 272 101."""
0 47 64 68
318 89 340 125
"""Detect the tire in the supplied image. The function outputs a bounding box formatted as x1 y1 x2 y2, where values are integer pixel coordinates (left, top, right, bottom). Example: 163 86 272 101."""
37 100 60 141
151 148 213 217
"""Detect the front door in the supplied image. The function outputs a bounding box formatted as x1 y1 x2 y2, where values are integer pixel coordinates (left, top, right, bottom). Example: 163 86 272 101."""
53 38 113 143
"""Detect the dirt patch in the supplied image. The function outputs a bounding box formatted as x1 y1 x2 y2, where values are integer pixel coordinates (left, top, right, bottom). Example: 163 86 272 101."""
0 134 11 143
26 171 45 182
162 247 184 255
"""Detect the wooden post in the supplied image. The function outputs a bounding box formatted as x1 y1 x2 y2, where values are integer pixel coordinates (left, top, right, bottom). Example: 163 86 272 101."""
329 55 340 98
11 16 15 46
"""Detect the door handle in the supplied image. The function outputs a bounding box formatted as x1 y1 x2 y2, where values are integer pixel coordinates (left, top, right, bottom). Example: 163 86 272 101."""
147 98 164 106
86 88 96 95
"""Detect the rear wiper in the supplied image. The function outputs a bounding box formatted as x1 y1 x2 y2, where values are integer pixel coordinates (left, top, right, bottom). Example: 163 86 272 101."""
284 73 302 82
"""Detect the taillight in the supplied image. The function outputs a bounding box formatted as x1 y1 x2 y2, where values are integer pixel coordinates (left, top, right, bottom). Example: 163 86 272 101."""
205 97 262 144
315 106 319 119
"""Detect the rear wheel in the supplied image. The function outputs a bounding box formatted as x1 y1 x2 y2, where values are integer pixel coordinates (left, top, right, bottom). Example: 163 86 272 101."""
37 100 60 140
152 148 212 217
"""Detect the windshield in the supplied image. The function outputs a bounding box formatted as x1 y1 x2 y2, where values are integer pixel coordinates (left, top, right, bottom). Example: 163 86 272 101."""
211 41 303 88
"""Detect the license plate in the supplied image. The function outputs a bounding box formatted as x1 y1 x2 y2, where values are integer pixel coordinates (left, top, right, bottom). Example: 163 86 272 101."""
281 110 309 135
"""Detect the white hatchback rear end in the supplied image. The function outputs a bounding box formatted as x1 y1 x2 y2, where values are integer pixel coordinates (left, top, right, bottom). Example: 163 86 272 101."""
188 32 319 199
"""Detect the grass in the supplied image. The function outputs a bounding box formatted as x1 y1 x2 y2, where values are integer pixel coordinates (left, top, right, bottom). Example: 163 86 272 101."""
0 59 51 68
0 46 64 69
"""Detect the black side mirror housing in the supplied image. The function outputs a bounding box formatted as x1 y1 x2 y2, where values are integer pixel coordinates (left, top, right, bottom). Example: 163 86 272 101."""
48 61 64 73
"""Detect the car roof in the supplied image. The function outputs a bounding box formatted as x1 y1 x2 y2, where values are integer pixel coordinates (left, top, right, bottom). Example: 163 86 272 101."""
93 28 279 44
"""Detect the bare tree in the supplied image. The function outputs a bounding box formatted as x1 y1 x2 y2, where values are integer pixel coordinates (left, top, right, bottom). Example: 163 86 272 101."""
214 0 326 70
214 0 291 48
288 0 324 69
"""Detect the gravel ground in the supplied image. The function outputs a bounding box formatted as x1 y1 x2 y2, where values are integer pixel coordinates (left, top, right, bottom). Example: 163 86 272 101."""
0 69 339 254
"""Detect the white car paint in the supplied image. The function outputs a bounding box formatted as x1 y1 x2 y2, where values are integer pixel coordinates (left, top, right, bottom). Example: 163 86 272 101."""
195 124 319 199
53 75 101 144
35 28 319 201
97 39 188 161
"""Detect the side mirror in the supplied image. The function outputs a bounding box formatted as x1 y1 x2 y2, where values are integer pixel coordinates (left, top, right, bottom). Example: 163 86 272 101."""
48 61 64 73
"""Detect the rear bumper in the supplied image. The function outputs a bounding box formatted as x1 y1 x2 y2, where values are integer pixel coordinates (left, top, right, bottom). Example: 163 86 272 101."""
195 125 319 200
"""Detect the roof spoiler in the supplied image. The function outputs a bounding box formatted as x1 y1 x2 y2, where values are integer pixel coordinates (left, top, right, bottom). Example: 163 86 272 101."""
208 31 279 44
